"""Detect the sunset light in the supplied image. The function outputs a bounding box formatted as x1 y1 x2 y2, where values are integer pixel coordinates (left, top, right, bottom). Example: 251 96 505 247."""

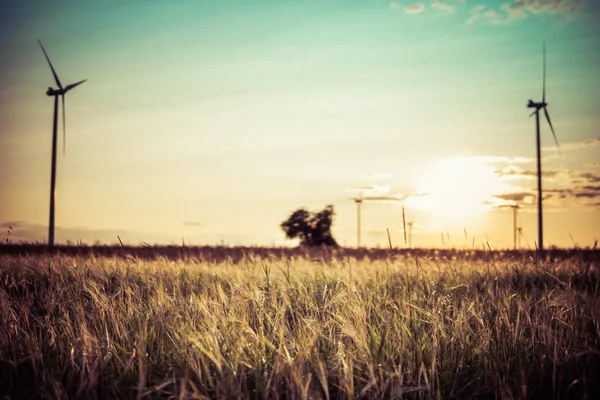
1 0 599 248
1 2 600 398
409 157 510 223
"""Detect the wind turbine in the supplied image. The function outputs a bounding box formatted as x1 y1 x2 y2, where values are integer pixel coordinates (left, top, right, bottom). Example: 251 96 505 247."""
350 193 408 248
38 40 87 248
353 192 363 248
510 205 520 250
527 43 559 252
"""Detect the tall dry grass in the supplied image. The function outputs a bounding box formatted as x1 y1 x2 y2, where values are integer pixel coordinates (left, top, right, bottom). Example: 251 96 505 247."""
0 250 598 399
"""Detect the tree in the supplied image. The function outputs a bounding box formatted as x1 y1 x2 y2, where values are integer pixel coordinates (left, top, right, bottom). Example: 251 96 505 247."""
280 205 338 247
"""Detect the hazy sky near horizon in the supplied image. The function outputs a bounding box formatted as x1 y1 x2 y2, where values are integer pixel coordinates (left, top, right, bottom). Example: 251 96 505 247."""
1 0 599 248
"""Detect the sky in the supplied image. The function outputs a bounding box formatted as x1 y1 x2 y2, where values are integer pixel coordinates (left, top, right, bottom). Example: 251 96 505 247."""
1 0 599 249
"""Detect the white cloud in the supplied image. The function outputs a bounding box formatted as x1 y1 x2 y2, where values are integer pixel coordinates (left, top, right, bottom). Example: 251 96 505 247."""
521 0 583 15
495 166 569 181
469 0 584 25
431 0 456 13
490 165 600 210
484 9 509 24
468 5 486 23
500 2 528 21
348 185 391 196
404 3 426 14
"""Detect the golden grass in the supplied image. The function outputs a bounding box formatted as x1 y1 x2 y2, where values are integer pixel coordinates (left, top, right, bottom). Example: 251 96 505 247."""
0 250 598 399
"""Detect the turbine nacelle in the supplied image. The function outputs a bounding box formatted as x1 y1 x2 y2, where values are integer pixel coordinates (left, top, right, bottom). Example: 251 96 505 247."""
527 100 547 110
45 81 86 97
46 87 65 96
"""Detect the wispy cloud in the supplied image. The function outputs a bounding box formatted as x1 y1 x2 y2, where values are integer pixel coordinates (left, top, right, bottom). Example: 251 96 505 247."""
521 0 584 15
372 192 429 202
495 163 600 185
573 172 600 184
404 3 426 14
347 186 428 203
491 179 600 209
398 0 463 15
469 5 507 24
469 0 585 25
348 185 391 196
389 1 401 10
495 166 568 180
492 190 537 205
469 4 486 23
576 185 600 198
398 0 581 21
431 0 456 13
357 192 429 203
483 9 508 25
489 161 600 209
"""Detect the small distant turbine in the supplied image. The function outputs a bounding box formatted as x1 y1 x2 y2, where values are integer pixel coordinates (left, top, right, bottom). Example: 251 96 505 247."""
527 43 559 252
353 192 363 248
510 205 520 250
38 40 87 248
349 193 407 248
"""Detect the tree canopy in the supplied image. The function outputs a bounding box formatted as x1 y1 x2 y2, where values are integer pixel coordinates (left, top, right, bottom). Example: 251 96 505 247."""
280 205 338 247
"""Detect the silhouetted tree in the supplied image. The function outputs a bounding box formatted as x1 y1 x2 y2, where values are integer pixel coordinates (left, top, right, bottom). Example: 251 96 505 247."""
280 205 338 247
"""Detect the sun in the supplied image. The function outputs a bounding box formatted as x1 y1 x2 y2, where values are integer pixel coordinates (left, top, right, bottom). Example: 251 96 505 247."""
407 157 508 225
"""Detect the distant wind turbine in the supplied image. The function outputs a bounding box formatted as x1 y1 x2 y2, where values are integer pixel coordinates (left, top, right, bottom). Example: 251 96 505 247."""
527 43 559 252
510 205 520 250
38 40 87 248
353 192 364 248
350 193 408 248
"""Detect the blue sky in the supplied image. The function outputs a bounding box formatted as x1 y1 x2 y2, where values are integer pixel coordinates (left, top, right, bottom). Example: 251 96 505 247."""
1 0 599 248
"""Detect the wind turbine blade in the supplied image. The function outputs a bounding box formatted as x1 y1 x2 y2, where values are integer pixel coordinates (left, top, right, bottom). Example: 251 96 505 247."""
62 95 66 157
542 42 546 103
37 39 63 89
529 110 537 118
543 107 560 153
64 79 87 92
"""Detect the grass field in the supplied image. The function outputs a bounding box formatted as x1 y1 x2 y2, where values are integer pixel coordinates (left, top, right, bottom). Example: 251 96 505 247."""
0 246 599 399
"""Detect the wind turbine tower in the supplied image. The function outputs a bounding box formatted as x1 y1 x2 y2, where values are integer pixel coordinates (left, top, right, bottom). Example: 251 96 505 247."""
38 40 87 248
510 205 520 250
350 192 406 248
527 43 559 252
354 193 363 248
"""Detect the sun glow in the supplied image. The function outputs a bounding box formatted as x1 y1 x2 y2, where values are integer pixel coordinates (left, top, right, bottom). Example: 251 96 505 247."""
407 157 510 224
